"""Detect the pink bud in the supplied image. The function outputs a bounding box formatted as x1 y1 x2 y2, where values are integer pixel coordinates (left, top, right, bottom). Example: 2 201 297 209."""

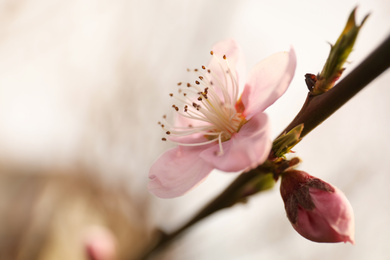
84 226 117 260
280 170 355 244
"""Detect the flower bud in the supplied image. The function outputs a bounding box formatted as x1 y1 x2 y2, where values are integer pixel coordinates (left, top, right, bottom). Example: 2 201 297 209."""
311 7 369 95
272 124 303 158
280 170 355 244
84 226 117 260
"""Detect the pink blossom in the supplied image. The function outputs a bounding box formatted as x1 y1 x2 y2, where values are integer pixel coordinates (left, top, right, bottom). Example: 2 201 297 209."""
84 226 117 260
280 170 355 244
149 39 296 198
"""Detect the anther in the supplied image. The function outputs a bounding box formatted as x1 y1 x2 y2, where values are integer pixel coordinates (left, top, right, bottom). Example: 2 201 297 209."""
177 82 182 86
166 131 171 135
163 115 167 119
195 80 200 85
187 83 191 87
199 76 204 80
202 65 206 70
169 93 173 97
194 68 198 72
198 97 202 101
210 50 214 55
162 138 167 141
223 54 226 59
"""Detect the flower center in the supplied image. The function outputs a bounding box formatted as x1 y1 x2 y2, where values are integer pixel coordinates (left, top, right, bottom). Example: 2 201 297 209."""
158 51 246 155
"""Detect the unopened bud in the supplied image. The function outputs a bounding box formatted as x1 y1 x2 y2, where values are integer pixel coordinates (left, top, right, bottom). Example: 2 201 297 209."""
272 124 303 158
312 7 369 95
280 170 355 244
84 226 117 260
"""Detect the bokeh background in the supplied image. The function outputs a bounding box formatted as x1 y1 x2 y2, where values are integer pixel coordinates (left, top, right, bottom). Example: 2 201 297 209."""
0 0 389 259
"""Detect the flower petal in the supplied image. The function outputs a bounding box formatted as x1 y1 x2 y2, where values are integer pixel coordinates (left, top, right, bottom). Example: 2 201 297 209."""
199 113 271 172
207 39 246 99
148 145 214 198
167 113 211 144
241 47 297 119
310 188 355 243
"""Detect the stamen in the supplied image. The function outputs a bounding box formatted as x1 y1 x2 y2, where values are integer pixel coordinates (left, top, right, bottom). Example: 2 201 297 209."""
160 50 245 154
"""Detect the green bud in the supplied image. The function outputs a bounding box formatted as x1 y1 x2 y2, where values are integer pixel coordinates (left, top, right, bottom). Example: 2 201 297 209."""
272 124 304 158
240 172 275 198
312 7 369 95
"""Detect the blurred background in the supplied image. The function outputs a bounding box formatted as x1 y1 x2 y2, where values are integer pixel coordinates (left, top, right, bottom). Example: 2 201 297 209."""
0 0 389 259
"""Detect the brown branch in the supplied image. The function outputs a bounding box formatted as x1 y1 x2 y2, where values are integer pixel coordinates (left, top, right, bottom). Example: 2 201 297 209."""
141 166 269 259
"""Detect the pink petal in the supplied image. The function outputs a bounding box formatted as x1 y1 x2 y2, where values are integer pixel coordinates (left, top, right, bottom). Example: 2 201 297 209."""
168 113 211 144
148 145 214 198
293 206 338 243
207 39 246 98
199 112 271 172
310 188 355 243
241 47 297 119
